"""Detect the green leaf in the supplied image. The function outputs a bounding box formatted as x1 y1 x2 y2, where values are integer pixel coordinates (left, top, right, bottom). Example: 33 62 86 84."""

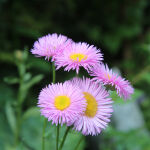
141 72 150 84
4 76 19 84
21 114 85 150
21 114 44 150
5 143 28 150
110 88 143 104
24 74 44 90
109 91 124 104
23 107 40 121
5 145 18 150
0 113 13 150
22 49 28 61
0 83 15 106
23 73 32 82
5 102 16 134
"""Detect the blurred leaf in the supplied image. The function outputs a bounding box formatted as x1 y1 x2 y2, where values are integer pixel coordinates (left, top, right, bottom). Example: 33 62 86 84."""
131 88 143 101
102 126 150 150
18 63 26 77
24 74 44 90
141 72 150 84
110 88 143 104
0 83 15 106
21 115 45 150
4 76 19 84
18 74 44 104
5 102 16 135
5 145 18 150
0 113 13 150
27 57 51 73
23 73 32 82
23 107 40 121
22 50 28 61
0 52 15 64
21 113 84 150
5 143 28 150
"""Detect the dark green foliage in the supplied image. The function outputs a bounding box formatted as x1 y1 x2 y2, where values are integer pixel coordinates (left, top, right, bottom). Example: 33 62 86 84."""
0 0 150 149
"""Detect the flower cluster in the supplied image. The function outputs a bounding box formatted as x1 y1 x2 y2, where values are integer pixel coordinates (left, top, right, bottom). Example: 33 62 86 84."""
31 33 134 136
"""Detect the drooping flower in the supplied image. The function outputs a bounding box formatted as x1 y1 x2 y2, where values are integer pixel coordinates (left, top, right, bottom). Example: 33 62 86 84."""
55 42 103 73
90 63 134 100
31 33 72 60
69 77 113 136
38 82 86 126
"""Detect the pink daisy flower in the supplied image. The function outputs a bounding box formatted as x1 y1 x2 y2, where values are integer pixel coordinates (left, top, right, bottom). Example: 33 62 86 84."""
38 82 86 126
31 33 72 61
69 77 113 136
90 64 134 100
55 42 103 73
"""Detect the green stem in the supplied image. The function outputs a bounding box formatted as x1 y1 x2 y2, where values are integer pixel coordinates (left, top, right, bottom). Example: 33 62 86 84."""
15 71 23 146
59 127 71 150
41 62 56 150
52 62 59 150
74 136 84 150
42 119 47 150
56 125 60 150
15 102 21 145
52 62 56 83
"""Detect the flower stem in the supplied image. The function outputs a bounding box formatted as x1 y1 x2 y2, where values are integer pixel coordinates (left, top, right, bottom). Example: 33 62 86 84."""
42 118 47 150
56 124 60 150
74 136 84 150
59 127 71 150
15 65 24 146
41 62 56 150
51 62 59 150
52 62 56 83
15 102 21 145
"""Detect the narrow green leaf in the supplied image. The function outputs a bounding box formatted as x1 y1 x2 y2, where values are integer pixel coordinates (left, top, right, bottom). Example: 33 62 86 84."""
24 74 44 90
4 76 19 84
5 102 16 134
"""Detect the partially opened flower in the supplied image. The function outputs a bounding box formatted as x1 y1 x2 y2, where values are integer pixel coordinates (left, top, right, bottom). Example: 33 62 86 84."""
38 82 86 126
90 64 134 100
31 33 72 60
69 77 113 136
55 42 103 73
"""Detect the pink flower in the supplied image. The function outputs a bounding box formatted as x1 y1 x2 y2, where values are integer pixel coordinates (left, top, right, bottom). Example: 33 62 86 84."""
38 82 86 126
90 64 134 100
55 42 103 73
69 77 113 136
31 33 72 61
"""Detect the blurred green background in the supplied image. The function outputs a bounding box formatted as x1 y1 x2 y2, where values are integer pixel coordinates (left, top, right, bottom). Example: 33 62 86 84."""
0 0 150 150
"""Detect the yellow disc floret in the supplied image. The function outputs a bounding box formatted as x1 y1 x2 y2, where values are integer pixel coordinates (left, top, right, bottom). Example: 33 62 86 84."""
70 53 87 62
83 92 98 117
105 73 111 80
55 95 71 111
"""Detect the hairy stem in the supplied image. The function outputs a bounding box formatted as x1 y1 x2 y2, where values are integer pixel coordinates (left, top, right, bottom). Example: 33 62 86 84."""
42 62 56 150
56 124 60 150
42 119 47 150
59 127 71 150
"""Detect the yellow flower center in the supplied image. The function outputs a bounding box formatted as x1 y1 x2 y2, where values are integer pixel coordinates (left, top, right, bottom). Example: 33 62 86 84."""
105 73 111 80
54 95 71 111
70 53 87 62
83 92 98 117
